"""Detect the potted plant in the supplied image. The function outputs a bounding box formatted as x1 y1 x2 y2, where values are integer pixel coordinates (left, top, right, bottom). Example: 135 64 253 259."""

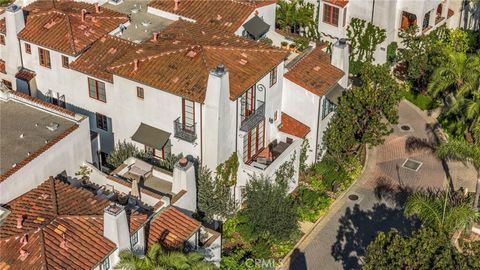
281 41 288 49
289 43 297 52
75 165 92 185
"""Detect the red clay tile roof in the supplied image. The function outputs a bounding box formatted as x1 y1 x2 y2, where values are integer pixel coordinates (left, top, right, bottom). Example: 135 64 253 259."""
0 18 5 34
323 0 349 8
148 0 275 33
15 69 36 81
70 35 136 82
0 178 147 269
284 46 344 97
148 207 201 249
107 20 288 102
11 90 75 117
19 1 128 56
279 112 310 138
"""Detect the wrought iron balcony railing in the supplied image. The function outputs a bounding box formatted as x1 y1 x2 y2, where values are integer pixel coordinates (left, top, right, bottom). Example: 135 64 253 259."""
240 101 265 132
174 117 197 143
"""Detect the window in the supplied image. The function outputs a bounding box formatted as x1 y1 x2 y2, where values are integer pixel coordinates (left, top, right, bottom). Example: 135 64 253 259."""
182 99 195 132
145 140 171 159
322 97 336 119
130 232 138 247
240 85 256 121
96 113 108 131
269 66 277 87
25 43 31 54
88 78 106 102
38 48 51 68
137 87 144 99
2 79 12 90
243 120 265 162
0 35 5 45
0 60 5 74
100 257 110 270
323 4 339 26
61 55 69 68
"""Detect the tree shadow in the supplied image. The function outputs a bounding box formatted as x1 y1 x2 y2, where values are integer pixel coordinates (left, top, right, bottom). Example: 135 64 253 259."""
331 178 420 270
289 248 307 270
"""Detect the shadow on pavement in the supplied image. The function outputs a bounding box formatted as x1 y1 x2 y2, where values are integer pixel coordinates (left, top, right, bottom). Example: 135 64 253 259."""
289 248 307 270
331 178 420 270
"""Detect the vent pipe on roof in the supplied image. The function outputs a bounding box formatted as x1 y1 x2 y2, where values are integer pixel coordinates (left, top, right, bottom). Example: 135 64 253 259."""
20 234 28 246
153 32 158 42
19 249 29 261
16 215 23 228
95 3 100 13
133 59 139 72
174 0 180 11
60 234 68 250
81 9 87 22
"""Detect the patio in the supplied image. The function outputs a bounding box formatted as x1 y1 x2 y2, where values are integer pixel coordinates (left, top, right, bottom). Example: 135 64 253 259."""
249 138 294 170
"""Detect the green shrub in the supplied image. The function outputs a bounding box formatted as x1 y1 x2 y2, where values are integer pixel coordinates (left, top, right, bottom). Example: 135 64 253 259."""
311 157 348 189
400 89 438 111
292 186 332 222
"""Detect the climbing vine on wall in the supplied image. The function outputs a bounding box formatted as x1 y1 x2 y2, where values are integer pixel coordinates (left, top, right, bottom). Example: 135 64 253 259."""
347 18 386 75
215 152 239 187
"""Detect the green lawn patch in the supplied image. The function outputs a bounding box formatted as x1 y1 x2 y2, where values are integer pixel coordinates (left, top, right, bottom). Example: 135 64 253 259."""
401 90 438 111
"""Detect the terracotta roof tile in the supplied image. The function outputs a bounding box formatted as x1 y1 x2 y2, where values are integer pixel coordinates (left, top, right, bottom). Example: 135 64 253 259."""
107 20 288 102
70 35 136 82
323 0 349 8
279 113 310 138
19 1 128 56
147 207 201 249
148 0 276 33
0 178 148 269
0 18 5 34
15 69 36 81
284 46 343 97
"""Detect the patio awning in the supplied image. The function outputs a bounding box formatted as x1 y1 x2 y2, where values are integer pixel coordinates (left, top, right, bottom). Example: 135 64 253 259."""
242 15 270 40
131 123 170 150
325 83 345 105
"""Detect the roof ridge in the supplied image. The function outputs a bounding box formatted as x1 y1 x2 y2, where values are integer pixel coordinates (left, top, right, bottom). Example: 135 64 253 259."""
64 15 77 54
49 177 59 216
203 45 287 53
39 228 49 269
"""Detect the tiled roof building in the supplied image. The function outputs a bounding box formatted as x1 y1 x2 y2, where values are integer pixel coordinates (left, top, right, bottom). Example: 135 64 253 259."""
18 1 128 56
0 178 147 269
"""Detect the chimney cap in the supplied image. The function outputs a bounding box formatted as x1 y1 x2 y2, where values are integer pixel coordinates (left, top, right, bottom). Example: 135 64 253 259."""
7 4 20 12
104 203 125 216
338 38 347 45
211 63 226 76
179 157 188 167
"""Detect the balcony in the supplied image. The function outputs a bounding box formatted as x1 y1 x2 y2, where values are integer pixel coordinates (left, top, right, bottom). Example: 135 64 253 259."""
240 101 265 132
174 117 196 143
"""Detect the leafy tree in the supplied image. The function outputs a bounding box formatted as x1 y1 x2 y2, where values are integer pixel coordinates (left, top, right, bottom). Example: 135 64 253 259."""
116 243 216 270
427 49 480 99
107 140 143 168
404 190 478 250
276 0 318 38
241 174 299 242
323 64 401 161
445 90 480 142
363 227 480 270
435 140 480 211
346 18 386 75
197 165 235 222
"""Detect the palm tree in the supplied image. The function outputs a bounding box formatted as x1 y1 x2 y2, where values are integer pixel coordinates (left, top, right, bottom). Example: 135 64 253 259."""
436 140 480 211
276 0 316 36
427 50 480 99
445 91 480 142
115 244 216 270
404 190 479 251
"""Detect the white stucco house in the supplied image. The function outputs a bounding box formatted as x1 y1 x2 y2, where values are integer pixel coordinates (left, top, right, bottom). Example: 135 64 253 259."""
316 0 462 63
0 0 349 202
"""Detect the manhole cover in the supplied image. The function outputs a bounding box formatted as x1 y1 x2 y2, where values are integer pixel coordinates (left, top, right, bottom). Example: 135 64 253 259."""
348 194 359 201
402 159 423 171
399 124 413 132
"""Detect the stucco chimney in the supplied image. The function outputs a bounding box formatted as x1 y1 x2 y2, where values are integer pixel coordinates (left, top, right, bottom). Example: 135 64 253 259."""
103 204 131 252
81 9 87 22
331 38 349 88
172 158 196 213
5 4 25 77
174 0 180 11
95 3 100 13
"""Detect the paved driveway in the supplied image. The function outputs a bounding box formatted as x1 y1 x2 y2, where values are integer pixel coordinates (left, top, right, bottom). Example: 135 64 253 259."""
282 101 451 270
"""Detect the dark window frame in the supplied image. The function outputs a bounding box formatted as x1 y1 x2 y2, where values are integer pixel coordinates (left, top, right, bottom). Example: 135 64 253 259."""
137 87 144 99
88 78 107 102
269 66 277 87
25 43 31 54
38 48 51 68
96 113 108 131
323 4 340 26
0 34 5 45
61 55 69 68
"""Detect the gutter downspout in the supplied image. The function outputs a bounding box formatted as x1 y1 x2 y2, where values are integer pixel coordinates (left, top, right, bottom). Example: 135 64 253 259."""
200 103 203 163
371 0 376 23
314 97 321 162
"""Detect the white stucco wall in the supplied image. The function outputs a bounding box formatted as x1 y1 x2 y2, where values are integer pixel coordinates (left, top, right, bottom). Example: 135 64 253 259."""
0 106 91 204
